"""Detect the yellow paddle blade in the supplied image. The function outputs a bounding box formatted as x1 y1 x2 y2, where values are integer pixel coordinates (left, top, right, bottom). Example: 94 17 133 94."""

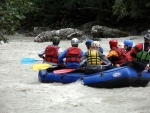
32 64 52 70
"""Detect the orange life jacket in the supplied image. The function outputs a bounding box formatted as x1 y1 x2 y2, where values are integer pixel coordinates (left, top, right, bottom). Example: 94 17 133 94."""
44 45 59 63
111 47 127 65
66 47 82 62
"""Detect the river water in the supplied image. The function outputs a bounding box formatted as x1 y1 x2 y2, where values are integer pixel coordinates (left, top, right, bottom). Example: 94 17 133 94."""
0 34 150 113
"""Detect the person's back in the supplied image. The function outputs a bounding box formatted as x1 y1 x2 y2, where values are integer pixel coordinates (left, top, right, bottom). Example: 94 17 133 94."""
130 33 150 71
44 45 59 63
38 36 63 66
80 41 111 74
107 39 127 66
58 38 84 69
87 49 101 65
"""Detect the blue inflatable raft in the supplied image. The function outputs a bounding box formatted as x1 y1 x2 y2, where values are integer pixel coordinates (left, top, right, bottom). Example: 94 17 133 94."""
38 69 85 83
82 66 150 88
38 66 150 88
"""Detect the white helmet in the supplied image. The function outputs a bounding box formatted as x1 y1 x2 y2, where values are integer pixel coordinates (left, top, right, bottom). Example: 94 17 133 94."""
71 38 79 45
91 41 100 48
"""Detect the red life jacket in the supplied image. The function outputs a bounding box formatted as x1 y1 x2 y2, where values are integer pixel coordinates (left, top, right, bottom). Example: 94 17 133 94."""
66 47 82 62
44 45 59 63
130 43 143 55
111 47 127 65
125 51 133 61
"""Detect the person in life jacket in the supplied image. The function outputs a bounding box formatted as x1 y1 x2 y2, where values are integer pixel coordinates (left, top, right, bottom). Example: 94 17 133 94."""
119 39 134 67
130 33 150 71
58 38 84 69
107 39 127 67
123 39 134 61
85 39 104 53
38 36 63 67
80 41 111 74
85 39 104 65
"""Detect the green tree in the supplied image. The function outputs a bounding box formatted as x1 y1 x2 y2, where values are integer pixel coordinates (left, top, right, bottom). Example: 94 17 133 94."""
0 0 35 34
113 0 150 20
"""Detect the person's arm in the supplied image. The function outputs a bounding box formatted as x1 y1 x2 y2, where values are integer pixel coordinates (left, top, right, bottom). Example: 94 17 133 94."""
107 50 119 61
81 50 84 56
100 52 111 66
130 47 137 57
99 47 104 53
130 43 142 57
146 64 150 69
146 60 150 71
38 47 46 59
58 48 63 55
58 49 67 63
80 52 88 65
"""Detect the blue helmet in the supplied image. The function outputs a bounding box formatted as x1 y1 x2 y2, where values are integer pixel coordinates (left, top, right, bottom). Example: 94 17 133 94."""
124 39 133 47
85 39 93 45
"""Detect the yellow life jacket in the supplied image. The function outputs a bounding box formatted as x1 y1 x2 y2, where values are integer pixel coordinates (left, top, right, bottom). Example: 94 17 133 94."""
87 49 101 65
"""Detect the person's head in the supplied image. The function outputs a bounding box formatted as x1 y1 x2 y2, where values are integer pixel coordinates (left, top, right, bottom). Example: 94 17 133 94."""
91 41 100 49
144 33 150 44
52 36 60 45
124 39 133 52
85 39 93 50
109 39 118 49
71 38 79 47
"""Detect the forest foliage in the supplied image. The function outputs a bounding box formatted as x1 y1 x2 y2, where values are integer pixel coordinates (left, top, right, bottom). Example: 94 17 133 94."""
0 0 150 34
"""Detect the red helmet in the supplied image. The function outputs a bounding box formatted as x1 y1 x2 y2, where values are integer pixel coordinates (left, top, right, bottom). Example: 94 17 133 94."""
109 39 118 47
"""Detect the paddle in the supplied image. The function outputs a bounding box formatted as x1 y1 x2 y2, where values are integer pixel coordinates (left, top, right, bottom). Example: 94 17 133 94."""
32 64 52 70
21 58 43 64
53 64 111 74
53 68 76 74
